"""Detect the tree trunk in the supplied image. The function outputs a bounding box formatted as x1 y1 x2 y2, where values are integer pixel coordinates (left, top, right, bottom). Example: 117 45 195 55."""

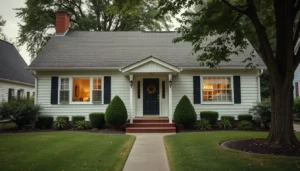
266 76 299 145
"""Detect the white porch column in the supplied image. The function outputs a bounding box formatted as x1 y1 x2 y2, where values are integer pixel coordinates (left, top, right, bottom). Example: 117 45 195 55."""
129 74 134 123
168 74 172 123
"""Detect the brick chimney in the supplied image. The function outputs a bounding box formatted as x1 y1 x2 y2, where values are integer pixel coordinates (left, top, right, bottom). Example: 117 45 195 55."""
55 11 69 35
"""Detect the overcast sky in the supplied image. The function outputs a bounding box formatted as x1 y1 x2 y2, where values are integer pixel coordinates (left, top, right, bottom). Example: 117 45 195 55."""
0 0 180 65
0 0 31 64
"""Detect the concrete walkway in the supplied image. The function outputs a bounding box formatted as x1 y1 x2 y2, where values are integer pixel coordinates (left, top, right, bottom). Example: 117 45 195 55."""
123 133 173 171
294 124 300 132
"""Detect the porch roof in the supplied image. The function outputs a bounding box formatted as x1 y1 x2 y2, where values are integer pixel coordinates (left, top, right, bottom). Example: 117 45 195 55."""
120 56 182 75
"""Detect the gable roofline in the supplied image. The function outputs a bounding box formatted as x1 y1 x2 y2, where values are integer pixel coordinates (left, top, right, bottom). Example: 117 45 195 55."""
120 56 182 74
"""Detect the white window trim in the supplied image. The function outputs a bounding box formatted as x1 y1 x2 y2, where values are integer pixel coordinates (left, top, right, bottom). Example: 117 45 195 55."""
200 75 234 105
58 76 104 105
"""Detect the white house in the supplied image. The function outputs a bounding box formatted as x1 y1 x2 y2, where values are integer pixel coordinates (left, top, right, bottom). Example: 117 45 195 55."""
28 11 265 132
0 40 35 102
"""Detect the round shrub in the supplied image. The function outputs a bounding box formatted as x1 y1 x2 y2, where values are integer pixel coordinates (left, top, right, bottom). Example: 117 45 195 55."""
36 116 53 129
72 116 85 125
173 95 197 128
200 111 219 125
221 116 235 124
249 98 271 128
238 114 253 122
238 120 253 130
105 96 128 128
89 112 105 129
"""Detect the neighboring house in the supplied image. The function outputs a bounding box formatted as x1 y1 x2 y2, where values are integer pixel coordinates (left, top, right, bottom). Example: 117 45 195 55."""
28 11 265 124
294 65 300 98
0 40 35 102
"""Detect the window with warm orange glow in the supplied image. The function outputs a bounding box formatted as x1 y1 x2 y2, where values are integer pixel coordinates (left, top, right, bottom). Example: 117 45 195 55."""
202 77 232 102
72 78 90 102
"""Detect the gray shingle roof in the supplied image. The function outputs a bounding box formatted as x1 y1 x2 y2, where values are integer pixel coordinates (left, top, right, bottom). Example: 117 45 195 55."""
29 31 264 69
0 40 35 85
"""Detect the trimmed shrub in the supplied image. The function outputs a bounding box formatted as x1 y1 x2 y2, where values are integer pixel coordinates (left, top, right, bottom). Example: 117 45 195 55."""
220 116 235 124
105 96 128 128
249 98 271 128
36 116 53 129
89 112 105 129
238 120 253 130
72 116 85 125
56 116 69 122
200 111 219 125
74 120 87 130
0 98 42 128
219 119 232 129
294 98 300 119
238 114 253 122
53 118 68 130
173 95 197 128
195 119 211 130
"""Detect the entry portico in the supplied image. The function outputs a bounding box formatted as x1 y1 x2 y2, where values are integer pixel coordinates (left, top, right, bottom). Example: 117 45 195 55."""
120 56 182 123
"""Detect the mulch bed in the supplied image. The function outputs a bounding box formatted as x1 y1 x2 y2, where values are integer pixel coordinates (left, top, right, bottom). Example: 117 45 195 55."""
222 139 300 156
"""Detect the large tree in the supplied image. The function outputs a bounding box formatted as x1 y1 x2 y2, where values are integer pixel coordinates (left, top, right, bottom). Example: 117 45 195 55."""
16 0 172 58
159 0 300 145
0 15 7 40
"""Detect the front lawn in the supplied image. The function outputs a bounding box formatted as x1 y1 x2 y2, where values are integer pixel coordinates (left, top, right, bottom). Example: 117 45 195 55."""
165 132 300 171
0 132 135 171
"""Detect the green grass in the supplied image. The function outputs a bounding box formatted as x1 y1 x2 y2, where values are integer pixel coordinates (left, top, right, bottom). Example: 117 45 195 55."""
165 132 300 171
0 132 135 171
0 122 17 128
294 121 300 125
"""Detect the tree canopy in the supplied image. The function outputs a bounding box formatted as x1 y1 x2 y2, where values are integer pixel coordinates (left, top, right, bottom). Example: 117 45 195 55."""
159 0 300 145
0 15 7 40
16 0 172 58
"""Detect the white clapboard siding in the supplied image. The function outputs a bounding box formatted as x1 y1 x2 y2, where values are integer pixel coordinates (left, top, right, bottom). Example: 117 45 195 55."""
36 70 130 120
36 69 260 120
171 69 259 119
0 80 35 102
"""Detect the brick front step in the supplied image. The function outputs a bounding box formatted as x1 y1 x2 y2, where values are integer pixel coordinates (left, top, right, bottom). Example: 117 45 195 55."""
126 127 176 133
127 123 176 127
132 118 170 123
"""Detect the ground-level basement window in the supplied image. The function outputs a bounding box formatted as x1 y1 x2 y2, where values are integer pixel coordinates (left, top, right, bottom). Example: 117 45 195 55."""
202 76 233 103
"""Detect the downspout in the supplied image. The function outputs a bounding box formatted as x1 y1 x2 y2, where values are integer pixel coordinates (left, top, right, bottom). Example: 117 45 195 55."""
257 69 264 102
31 70 38 105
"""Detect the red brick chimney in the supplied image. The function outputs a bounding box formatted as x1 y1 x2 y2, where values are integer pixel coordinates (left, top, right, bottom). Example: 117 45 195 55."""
55 11 69 35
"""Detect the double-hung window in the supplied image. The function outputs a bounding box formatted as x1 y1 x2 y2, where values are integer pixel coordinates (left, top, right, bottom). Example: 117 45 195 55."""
60 78 69 103
93 78 102 103
202 76 233 103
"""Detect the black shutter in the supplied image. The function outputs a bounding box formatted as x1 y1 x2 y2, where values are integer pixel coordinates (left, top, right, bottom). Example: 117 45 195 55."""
8 89 13 102
193 76 201 104
51 77 59 104
137 81 141 99
233 76 241 104
104 76 111 104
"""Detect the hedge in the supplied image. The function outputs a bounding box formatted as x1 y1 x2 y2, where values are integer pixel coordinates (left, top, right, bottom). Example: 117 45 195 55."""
72 116 85 125
238 114 253 122
220 116 235 124
56 116 69 122
36 115 53 129
200 111 219 125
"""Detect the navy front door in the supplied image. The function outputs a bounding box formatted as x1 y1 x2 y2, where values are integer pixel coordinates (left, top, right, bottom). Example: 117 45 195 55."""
143 78 159 115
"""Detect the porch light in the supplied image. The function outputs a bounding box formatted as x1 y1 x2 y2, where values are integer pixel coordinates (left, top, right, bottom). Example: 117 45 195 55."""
129 75 133 88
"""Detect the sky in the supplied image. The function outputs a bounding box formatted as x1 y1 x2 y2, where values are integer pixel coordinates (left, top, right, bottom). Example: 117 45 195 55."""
0 0 180 65
0 0 31 64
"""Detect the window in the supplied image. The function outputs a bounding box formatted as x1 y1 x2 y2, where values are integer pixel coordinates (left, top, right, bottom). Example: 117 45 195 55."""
32 92 35 98
202 76 232 103
8 88 15 101
72 78 90 102
92 78 102 103
17 89 24 99
60 78 69 103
